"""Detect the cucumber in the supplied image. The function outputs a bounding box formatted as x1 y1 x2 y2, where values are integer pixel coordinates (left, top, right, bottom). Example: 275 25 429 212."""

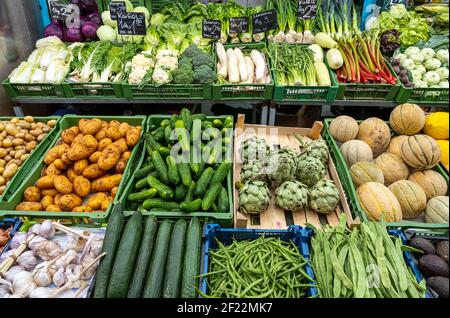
175 120 190 152
195 162 206 180
135 171 157 189
180 108 192 131
189 163 200 175
184 181 196 203
143 220 173 298
164 125 172 144
212 119 223 129
159 147 171 157
151 151 169 185
224 116 233 128
166 156 180 185
180 199 202 212
181 217 202 298
211 203 218 212
107 211 143 298
160 119 170 128
178 163 192 187
202 183 222 211
152 127 166 142
217 186 229 212
93 204 125 298
143 199 180 210
135 163 154 179
174 184 188 203
144 133 161 153
191 114 206 121
128 188 157 202
170 114 179 129
194 167 214 198
210 162 232 185
146 176 174 200
162 219 188 298
127 216 158 298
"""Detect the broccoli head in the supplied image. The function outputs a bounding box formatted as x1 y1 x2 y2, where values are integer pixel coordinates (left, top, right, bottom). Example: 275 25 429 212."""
193 53 215 70
181 44 203 59
173 64 195 84
179 56 193 68
194 65 217 84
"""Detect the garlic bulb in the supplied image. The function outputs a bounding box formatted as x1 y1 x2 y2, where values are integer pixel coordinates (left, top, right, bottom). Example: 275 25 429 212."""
12 271 36 298
65 264 82 288
80 255 97 280
65 234 86 253
28 236 47 251
28 224 41 236
35 240 62 261
0 250 14 263
32 264 53 287
38 220 55 239
29 287 52 298
0 285 11 298
16 250 37 271
53 267 66 287
4 266 25 283
55 250 78 269
10 232 27 250
87 236 104 258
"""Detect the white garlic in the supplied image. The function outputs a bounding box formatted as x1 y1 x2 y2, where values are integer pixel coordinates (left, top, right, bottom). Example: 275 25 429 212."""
16 250 37 271
38 220 55 239
53 267 66 287
32 264 53 287
10 232 27 250
0 250 14 263
28 236 47 251
28 224 41 236
12 271 36 298
4 266 25 283
29 287 52 298
55 250 78 269
0 285 11 298
80 255 97 280
35 240 62 261
87 236 104 259
65 264 82 288
65 234 86 253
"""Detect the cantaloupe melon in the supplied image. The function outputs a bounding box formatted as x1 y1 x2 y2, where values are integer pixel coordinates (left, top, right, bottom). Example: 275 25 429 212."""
350 161 384 187
425 196 449 224
389 103 425 135
388 135 408 158
401 135 441 170
340 140 373 167
408 170 448 200
388 180 427 219
375 153 409 186
357 118 391 157
357 182 402 222
329 116 359 143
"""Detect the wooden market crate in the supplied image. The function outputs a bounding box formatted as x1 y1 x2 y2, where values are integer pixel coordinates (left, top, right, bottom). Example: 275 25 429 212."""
233 114 360 230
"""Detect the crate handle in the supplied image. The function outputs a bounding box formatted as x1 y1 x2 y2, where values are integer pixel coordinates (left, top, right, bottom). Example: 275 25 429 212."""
308 121 323 140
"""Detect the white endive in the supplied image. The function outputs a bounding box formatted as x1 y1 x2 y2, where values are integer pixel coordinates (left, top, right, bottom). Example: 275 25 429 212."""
45 60 69 84
30 68 46 83
9 62 34 83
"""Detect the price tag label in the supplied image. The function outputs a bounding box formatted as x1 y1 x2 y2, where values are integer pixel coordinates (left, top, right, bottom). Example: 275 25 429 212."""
49 1 77 20
252 9 278 34
298 0 318 19
229 17 249 34
118 12 146 35
202 19 221 40
110 1 127 20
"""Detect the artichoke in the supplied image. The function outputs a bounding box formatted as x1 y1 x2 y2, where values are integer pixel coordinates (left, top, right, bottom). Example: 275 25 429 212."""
302 139 329 164
275 181 309 212
267 149 297 184
238 180 271 215
296 155 327 187
240 160 268 184
309 179 340 214
239 136 270 163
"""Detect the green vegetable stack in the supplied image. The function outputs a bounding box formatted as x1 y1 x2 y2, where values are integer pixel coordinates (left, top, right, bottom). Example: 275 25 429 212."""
173 45 217 85
126 108 233 214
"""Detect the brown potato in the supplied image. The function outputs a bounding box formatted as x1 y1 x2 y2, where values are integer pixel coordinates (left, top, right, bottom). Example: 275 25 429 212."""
79 118 102 135
60 153 73 167
61 126 80 144
98 144 121 171
24 134 35 142
72 206 93 212
41 188 58 197
67 135 98 161
53 175 73 194
113 138 128 153
44 144 68 165
16 202 42 211
46 205 62 212
95 127 107 141
109 120 121 128
101 121 108 128
40 195 54 209
23 186 41 202
111 186 119 198
101 196 114 211
67 168 78 183
54 194 62 206
82 164 107 180
2 139 13 148
74 159 89 175
118 122 131 137
70 133 84 146
26 141 37 152
89 151 102 163
36 175 55 190
47 120 57 127
115 158 128 174
45 163 62 176
126 127 140 147
73 175 91 198
53 158 68 170
58 193 82 211
98 138 112 151
87 192 108 210
106 126 121 141
121 151 131 161
91 174 123 192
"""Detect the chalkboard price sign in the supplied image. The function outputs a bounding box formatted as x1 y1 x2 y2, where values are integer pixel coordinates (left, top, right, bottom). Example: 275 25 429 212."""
298 0 318 19
202 19 221 40
118 12 146 35
110 1 127 20
252 9 278 34
49 1 77 20
229 17 249 34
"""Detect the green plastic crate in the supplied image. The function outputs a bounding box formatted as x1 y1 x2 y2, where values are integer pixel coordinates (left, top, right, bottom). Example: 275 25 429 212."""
119 115 234 227
0 115 146 227
1 79 66 99
396 83 449 104
212 42 274 101
0 116 61 202
62 82 124 99
323 118 449 230
122 83 212 100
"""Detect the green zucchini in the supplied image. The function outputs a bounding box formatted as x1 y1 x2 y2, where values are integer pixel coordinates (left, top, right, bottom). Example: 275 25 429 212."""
180 199 202 212
210 162 232 185
178 163 192 187
174 184 188 203
146 176 174 200
202 183 222 211
135 163 155 179
181 217 202 298
107 211 143 298
93 204 125 298
184 181 196 203
143 220 173 298
194 167 214 198
166 156 180 185
128 188 157 203
151 151 169 185
143 199 180 210
217 186 229 212
127 216 158 298
162 219 188 298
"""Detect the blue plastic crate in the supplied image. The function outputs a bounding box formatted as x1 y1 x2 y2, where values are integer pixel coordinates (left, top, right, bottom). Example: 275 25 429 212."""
200 224 318 298
0 218 22 257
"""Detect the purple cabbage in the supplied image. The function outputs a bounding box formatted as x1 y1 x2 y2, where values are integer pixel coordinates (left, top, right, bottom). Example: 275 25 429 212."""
65 27 83 42
81 21 98 41
86 11 102 26
79 0 98 14
44 23 65 41
80 15 88 26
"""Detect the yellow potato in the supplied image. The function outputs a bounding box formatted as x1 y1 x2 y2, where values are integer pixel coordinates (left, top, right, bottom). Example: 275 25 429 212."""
106 126 121 141
53 158 69 170
67 135 98 161
95 127 107 141
79 118 102 135
67 168 78 183
101 121 108 128
61 153 73 167
98 144 121 171
53 175 73 194
41 188 58 197
16 202 43 211
98 138 112 151
54 194 62 206
91 174 123 192
40 195 54 209
113 138 128 153
126 127 141 148
73 175 91 198
101 196 114 211
89 151 102 163
111 186 119 198
72 206 93 212
36 175 55 190
58 193 82 211
115 157 128 174
44 144 69 165
26 141 37 152
71 133 84 146
109 120 121 128
23 186 41 202
82 164 107 180
119 122 131 137
74 159 89 175
122 151 131 161
46 205 62 212
61 126 80 144
87 192 108 210
44 163 61 176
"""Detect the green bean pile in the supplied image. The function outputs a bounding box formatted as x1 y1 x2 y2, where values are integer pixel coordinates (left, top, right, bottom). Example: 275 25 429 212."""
310 215 427 298
199 237 316 298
